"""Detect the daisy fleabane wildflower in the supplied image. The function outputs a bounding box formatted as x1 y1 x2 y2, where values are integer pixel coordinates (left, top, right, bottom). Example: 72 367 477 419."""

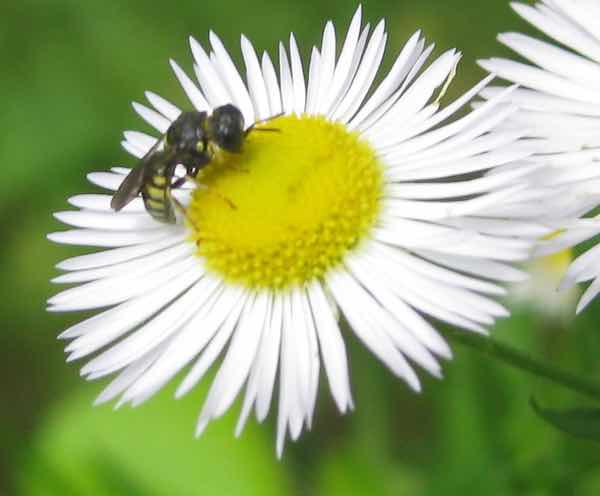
48 6 547 456
480 0 600 313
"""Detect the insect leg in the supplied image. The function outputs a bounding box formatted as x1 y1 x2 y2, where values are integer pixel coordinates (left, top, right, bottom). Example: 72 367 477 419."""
167 188 215 244
184 175 238 210
208 189 238 210
166 187 194 225
170 176 188 189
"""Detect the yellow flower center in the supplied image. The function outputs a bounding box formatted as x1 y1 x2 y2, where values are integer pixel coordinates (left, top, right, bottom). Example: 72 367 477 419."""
187 115 384 290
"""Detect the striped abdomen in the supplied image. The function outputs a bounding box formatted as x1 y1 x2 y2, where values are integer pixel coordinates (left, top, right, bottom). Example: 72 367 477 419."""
142 171 176 224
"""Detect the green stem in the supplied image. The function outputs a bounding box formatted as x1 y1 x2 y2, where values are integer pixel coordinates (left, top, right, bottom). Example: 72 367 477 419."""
443 328 600 403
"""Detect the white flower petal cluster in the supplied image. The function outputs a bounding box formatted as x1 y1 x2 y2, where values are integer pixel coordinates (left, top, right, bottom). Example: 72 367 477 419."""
481 0 600 313
49 6 547 454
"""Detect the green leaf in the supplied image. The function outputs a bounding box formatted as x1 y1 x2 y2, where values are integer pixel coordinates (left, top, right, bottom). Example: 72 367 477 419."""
531 397 600 442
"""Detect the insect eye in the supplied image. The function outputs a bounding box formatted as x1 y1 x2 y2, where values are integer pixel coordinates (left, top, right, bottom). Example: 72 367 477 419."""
211 105 245 152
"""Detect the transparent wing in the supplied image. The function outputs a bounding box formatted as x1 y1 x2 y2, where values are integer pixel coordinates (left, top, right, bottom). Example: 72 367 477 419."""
110 137 165 211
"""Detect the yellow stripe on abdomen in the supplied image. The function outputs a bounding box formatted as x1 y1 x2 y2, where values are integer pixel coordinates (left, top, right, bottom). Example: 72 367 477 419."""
145 184 166 200
145 199 165 210
152 176 167 187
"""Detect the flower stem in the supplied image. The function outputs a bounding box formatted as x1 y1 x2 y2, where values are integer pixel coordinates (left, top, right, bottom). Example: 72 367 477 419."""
443 328 600 403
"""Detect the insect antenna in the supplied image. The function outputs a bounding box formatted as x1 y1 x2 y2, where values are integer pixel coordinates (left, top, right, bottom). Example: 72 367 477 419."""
252 127 281 133
245 112 285 136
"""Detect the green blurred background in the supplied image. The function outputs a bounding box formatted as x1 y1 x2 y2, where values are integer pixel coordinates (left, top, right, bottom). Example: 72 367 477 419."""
2 0 600 494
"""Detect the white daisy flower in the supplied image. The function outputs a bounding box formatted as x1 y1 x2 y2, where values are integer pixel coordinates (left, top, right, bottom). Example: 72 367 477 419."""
480 1 600 314
49 6 546 455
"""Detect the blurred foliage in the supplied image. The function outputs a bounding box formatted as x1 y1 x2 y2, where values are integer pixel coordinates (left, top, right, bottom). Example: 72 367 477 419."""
2 0 600 494
531 398 600 443
16 383 293 496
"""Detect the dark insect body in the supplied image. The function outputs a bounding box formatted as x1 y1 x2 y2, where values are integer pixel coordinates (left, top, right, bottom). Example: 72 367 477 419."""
111 104 246 223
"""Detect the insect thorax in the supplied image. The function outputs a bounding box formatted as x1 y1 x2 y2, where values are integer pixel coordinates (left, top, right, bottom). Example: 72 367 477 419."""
166 111 208 151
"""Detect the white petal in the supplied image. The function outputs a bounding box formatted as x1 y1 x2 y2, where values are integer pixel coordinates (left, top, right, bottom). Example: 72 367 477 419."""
374 72 493 142
52 241 193 284
324 10 366 115
255 293 283 422
199 291 268 422
278 43 294 115
315 21 336 113
366 49 460 145
387 163 541 199
368 259 488 333
299 289 320 427
331 20 387 123
305 47 321 115
327 270 421 391
79 268 211 377
383 87 520 162
349 30 422 129
418 250 528 282
235 293 274 436
276 292 303 455
288 33 306 115
132 102 170 133
498 31 600 87
68 268 216 365
189 36 230 108
241 35 270 121
47 228 178 249
55 233 185 271
169 59 210 111
121 286 245 406
307 282 353 412
59 261 203 355
67 194 142 213
54 210 162 231
122 140 145 159
209 31 255 124
123 131 157 156
354 39 431 133
560 244 600 288
577 277 600 314
345 254 453 360
290 288 316 425
87 171 125 191
145 91 181 121
380 184 532 226
480 57 600 104
261 52 282 115
94 346 166 405
177 291 250 400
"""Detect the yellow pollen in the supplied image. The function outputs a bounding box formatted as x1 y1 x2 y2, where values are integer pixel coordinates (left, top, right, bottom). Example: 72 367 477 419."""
187 114 384 290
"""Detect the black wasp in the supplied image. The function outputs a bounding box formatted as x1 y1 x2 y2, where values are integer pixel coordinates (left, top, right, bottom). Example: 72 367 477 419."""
111 104 247 224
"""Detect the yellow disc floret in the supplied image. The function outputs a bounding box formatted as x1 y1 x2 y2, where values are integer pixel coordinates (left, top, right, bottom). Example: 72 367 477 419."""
187 114 384 290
